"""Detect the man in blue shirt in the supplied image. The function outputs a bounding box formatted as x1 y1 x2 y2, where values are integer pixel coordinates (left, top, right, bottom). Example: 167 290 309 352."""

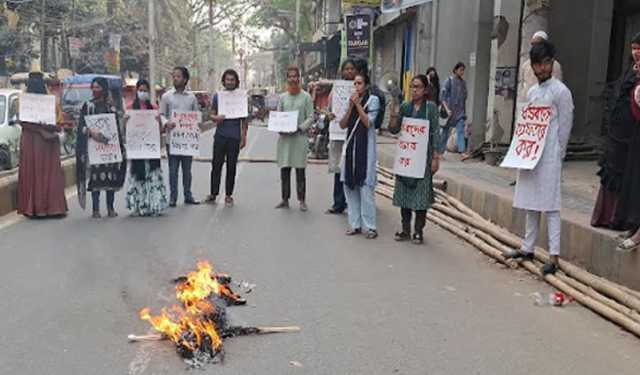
206 69 248 207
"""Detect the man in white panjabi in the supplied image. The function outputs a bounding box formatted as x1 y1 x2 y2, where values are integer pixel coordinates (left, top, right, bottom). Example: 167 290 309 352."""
506 39 574 275
518 31 563 103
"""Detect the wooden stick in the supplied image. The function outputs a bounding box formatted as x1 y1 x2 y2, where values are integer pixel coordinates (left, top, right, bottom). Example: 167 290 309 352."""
256 325 301 333
128 333 165 342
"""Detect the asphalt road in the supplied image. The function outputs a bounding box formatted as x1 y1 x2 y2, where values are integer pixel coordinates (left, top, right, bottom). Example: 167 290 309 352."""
0 126 639 375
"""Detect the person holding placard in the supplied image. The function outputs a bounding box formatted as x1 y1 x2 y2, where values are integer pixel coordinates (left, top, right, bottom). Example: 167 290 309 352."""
504 40 574 275
206 69 248 207
77 77 126 218
17 72 68 218
274 66 314 211
125 79 168 217
160 67 200 207
340 72 380 239
388 75 441 245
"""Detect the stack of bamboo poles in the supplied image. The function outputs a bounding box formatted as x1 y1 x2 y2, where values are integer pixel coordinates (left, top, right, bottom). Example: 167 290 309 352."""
375 165 640 338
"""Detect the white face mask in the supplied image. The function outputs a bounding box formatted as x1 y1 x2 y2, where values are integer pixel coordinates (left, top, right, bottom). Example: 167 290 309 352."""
137 91 149 101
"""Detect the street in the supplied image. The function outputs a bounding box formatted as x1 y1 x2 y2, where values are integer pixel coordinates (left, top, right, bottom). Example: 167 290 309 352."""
1 127 639 375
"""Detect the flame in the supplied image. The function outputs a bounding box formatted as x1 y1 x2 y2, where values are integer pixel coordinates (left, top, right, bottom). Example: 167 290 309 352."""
139 261 226 353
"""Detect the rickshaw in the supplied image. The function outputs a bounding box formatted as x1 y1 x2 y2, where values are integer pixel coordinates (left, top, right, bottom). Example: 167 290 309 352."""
248 88 268 121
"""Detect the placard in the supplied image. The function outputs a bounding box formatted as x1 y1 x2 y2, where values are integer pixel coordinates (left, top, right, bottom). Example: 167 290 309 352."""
500 102 552 170
217 90 248 119
329 80 355 141
18 93 57 125
169 111 202 157
268 111 299 133
126 110 161 159
85 113 123 165
393 117 430 178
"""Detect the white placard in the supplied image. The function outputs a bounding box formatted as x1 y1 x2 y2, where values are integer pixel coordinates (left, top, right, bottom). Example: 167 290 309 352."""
169 111 202 157
393 117 430 178
126 110 161 159
329 80 355 141
19 93 57 125
85 113 123 165
268 111 299 133
217 90 248 119
500 102 552 170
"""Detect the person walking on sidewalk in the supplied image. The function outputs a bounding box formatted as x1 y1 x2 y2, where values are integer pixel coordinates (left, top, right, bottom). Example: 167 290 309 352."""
340 72 381 239
275 66 314 211
205 69 248 207
389 75 441 244
440 62 468 157
325 59 357 215
505 40 574 275
160 67 200 207
125 79 169 217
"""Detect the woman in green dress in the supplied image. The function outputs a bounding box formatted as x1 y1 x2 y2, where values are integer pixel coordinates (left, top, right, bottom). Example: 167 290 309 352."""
389 74 441 244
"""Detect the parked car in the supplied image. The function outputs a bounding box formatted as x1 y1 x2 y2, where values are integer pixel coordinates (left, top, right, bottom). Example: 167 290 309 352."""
0 89 22 170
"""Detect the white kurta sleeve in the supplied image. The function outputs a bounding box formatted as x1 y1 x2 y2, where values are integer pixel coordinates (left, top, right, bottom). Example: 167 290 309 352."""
556 85 574 159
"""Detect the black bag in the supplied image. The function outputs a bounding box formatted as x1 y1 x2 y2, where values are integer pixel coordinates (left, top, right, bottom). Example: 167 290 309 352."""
439 105 449 119
370 85 386 129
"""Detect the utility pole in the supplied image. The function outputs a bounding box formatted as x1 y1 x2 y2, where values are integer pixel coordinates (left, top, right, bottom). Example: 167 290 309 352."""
295 0 303 78
148 0 157 101
40 0 46 71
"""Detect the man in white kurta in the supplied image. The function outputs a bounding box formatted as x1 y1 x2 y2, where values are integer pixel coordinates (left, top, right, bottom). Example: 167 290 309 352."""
517 31 563 103
507 40 574 275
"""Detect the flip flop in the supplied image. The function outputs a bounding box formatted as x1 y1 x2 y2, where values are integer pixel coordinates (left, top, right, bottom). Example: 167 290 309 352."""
616 238 640 253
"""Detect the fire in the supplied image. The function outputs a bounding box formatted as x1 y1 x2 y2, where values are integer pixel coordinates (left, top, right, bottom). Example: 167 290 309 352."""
139 261 226 355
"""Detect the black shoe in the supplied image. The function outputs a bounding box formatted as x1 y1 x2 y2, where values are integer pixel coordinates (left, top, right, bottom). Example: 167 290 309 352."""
412 232 424 245
169 201 177 208
541 262 558 276
325 207 344 215
504 249 534 261
394 231 411 242
185 199 200 205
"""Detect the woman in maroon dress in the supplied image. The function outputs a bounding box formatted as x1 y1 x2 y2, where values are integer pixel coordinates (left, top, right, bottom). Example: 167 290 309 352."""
17 72 68 218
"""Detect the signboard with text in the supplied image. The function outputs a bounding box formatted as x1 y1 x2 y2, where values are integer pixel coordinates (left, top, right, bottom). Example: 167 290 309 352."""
500 102 552 170
268 111 299 133
18 93 57 125
345 13 372 59
393 117 430 178
217 90 249 119
126 110 161 159
85 113 123 165
329 80 355 141
169 111 202 157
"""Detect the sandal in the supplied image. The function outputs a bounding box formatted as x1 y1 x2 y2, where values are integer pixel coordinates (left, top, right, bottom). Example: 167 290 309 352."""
346 228 362 236
205 195 217 204
366 230 378 239
412 233 424 245
617 238 640 253
616 230 634 241
225 196 234 207
394 231 411 242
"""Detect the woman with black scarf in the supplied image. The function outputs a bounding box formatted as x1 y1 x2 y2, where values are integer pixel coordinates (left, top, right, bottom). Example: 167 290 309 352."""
125 79 168 216
339 72 381 239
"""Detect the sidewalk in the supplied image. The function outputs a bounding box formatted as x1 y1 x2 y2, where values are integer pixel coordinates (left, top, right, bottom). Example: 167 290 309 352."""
376 135 640 290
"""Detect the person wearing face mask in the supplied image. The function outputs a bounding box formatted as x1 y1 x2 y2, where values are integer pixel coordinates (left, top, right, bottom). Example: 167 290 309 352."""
205 69 248 207
77 77 127 218
124 79 169 217
505 40 574 275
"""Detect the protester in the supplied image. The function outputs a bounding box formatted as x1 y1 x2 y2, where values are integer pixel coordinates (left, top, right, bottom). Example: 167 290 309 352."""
16 72 68 218
275 65 315 211
77 77 126 218
440 62 468 156
125 79 169 217
611 33 640 252
505 40 574 275
592 32 640 232
518 31 563 102
325 59 357 215
160 67 200 207
206 69 248 207
389 75 441 244
340 72 380 239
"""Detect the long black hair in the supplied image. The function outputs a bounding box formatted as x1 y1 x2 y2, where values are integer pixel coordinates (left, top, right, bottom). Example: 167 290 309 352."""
426 67 440 104
26 72 47 94
132 79 152 110
92 77 110 101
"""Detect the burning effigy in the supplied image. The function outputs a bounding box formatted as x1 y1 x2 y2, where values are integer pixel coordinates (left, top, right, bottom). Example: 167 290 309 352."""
129 261 299 367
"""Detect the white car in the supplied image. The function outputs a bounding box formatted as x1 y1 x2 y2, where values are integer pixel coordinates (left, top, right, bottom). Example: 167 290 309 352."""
0 89 22 170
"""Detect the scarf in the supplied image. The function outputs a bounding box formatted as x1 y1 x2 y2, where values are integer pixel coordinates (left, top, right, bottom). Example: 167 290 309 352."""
131 98 161 181
344 92 370 189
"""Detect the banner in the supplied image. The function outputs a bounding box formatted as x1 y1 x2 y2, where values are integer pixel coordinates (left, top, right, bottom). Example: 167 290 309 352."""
381 0 432 13
18 93 57 125
345 14 372 59
85 113 123 165
500 102 552 170
217 89 249 119
169 111 202 157
126 110 161 159
267 111 299 133
393 117 430 178
329 80 355 141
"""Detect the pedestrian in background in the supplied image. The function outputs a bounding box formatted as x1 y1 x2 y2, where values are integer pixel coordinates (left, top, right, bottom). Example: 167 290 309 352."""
125 79 168 217
206 69 248 207
160 67 200 207
426 67 441 106
505 40 574 275
389 75 441 244
77 77 126 218
275 65 314 211
17 72 68 218
340 72 380 239
440 62 468 157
